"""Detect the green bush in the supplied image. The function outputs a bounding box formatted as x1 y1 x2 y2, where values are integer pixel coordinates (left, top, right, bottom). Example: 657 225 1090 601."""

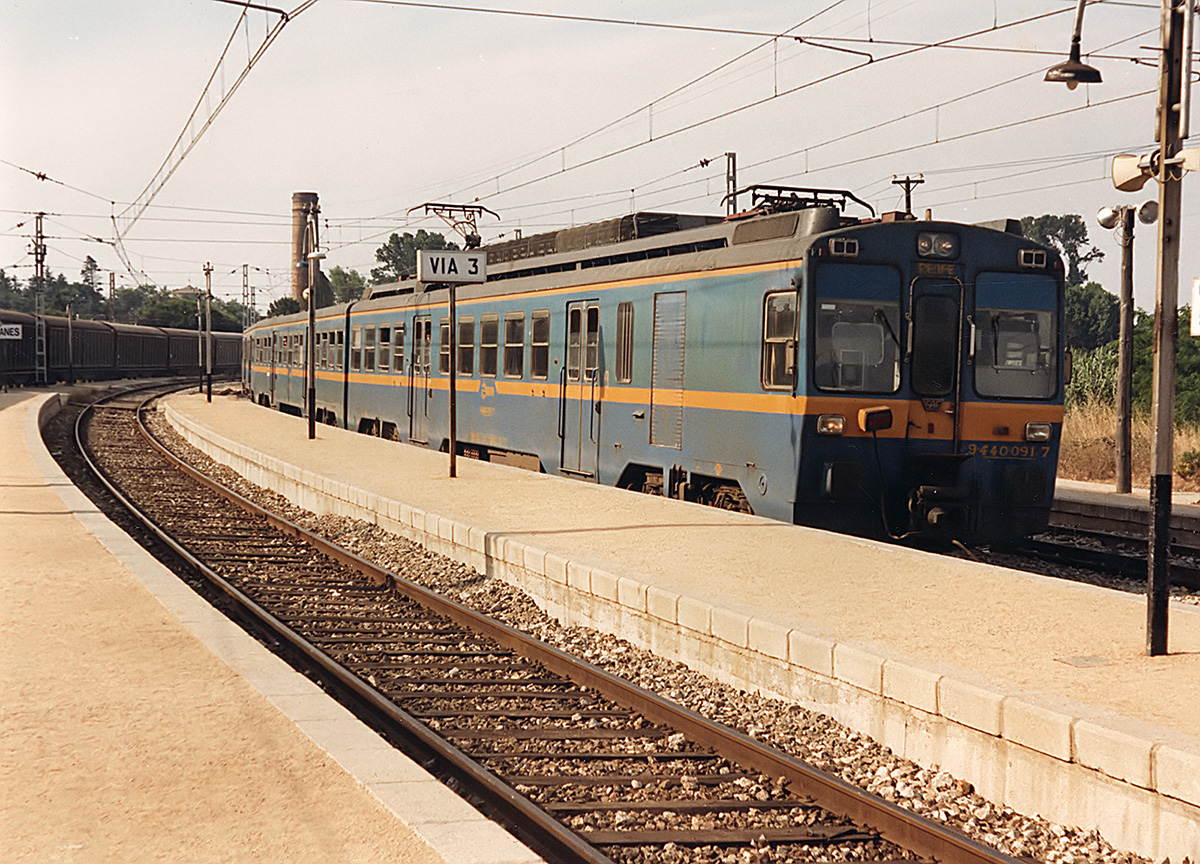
1177 450 1200 479
1066 342 1117 408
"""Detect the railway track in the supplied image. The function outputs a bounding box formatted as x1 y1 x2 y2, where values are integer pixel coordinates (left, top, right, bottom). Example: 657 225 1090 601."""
999 531 1200 592
72 387 1027 864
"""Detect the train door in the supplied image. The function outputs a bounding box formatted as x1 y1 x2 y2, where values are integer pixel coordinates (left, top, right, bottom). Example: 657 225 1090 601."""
908 276 965 452
560 300 600 478
408 314 432 444
269 331 278 404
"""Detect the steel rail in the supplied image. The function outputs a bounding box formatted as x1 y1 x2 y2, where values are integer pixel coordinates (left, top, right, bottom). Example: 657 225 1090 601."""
74 390 611 864
122 396 1026 864
1004 535 1200 591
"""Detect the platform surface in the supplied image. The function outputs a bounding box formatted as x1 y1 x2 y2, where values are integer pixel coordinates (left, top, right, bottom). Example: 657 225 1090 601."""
173 393 1200 736
0 389 544 864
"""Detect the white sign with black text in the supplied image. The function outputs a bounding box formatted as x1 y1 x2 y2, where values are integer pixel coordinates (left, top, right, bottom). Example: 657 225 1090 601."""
0 323 22 340
416 250 487 284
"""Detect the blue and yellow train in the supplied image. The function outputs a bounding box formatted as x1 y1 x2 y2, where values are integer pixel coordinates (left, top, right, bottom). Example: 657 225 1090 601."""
245 187 1066 544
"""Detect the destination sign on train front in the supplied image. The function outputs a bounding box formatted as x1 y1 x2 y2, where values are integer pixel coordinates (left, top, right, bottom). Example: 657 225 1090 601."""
417 250 487 284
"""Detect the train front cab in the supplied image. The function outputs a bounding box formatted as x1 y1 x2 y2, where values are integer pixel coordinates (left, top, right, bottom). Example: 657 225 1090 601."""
795 223 1064 545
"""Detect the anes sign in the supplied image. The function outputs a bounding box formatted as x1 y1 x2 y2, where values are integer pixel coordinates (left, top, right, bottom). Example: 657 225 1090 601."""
417 250 487 284
0 323 21 340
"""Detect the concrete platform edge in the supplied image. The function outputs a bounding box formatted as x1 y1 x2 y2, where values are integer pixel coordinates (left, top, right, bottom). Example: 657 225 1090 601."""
31 394 545 864
165 400 1200 862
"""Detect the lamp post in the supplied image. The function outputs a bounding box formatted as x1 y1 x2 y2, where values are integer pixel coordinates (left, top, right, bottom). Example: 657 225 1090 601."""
203 262 213 402
1096 201 1158 494
303 202 322 441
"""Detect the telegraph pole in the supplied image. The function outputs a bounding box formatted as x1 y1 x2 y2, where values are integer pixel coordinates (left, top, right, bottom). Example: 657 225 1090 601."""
33 212 47 385
1146 0 1187 656
725 152 738 216
109 272 116 322
1116 206 1135 494
892 175 925 216
242 264 250 331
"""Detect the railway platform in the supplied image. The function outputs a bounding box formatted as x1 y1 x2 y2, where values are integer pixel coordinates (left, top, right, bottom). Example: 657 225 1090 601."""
164 392 1200 862
0 388 545 864
1053 477 1200 544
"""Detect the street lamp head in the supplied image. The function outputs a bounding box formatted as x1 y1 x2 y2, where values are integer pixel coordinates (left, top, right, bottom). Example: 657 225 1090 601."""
1044 46 1102 90
1137 200 1159 225
1096 206 1121 230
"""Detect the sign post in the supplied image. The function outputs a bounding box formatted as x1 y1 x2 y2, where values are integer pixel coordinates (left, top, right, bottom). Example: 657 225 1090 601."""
417 250 487 478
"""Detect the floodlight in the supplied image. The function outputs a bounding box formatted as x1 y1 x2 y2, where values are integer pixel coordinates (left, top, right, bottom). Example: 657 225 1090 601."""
1137 200 1159 225
1096 207 1120 230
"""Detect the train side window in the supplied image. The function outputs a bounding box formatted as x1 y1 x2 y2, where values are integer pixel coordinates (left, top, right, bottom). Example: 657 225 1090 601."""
379 325 390 371
364 325 376 372
762 291 796 390
480 314 498 377
567 307 582 382
394 322 405 372
504 312 524 378
421 319 432 373
531 310 550 379
585 306 600 380
350 326 362 372
616 302 634 383
458 316 475 376
336 330 344 371
439 318 450 375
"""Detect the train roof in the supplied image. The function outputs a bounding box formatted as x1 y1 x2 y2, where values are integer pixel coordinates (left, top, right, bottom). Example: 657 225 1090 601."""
247 192 1035 331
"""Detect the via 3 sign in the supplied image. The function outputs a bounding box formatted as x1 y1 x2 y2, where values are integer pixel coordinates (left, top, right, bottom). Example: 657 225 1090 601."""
417 250 487 284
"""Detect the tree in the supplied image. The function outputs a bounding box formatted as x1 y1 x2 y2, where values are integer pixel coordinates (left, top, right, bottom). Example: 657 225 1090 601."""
370 230 458 284
112 284 159 323
139 295 204 330
267 296 302 317
80 256 99 293
1020 214 1104 286
328 265 367 303
1065 281 1119 350
0 269 31 312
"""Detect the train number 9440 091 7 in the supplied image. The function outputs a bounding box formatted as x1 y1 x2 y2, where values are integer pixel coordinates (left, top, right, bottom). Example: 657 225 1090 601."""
965 443 1051 459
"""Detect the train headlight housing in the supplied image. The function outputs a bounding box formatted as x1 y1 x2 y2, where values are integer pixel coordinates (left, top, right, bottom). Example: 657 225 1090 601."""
917 231 959 259
817 414 845 435
1025 421 1053 442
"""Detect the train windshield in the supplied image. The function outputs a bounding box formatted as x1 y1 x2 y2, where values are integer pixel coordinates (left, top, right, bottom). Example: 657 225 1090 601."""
813 263 902 393
973 272 1058 399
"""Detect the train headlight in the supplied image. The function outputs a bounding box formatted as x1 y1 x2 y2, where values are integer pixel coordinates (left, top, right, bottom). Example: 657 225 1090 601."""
817 414 845 435
916 231 959 259
1025 421 1052 442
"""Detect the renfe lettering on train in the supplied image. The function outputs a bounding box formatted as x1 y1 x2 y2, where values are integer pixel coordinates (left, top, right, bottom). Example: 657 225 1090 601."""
417 251 487 284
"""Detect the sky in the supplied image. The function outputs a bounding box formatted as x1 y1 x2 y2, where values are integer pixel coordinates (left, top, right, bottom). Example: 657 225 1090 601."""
1 0 1196 313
